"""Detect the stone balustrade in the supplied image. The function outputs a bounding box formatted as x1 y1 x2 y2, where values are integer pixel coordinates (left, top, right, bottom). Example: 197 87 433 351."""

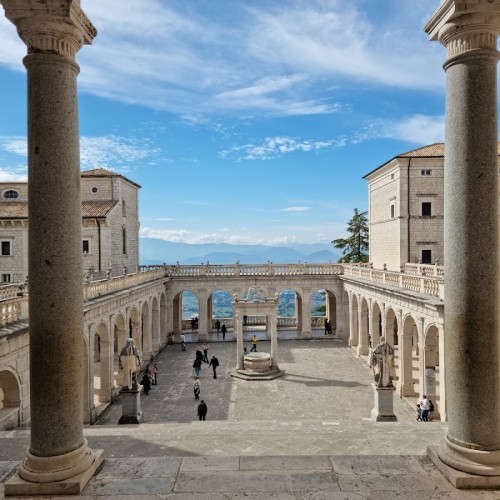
343 264 444 300
0 298 24 327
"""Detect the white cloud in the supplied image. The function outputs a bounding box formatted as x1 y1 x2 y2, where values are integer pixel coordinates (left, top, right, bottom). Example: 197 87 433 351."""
221 136 346 161
0 169 27 182
353 115 445 145
282 206 310 212
0 136 26 156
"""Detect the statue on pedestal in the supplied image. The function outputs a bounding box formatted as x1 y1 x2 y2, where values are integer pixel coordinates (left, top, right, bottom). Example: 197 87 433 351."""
119 338 141 390
371 336 395 388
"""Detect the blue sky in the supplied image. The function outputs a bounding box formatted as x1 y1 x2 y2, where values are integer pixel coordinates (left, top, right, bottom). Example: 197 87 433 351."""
0 0 446 245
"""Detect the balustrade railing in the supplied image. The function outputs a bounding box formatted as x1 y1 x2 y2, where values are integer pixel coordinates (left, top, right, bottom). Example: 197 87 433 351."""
0 298 26 327
343 264 444 299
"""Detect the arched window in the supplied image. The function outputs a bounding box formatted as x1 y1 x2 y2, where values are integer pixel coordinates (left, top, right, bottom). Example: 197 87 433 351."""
3 190 19 199
122 226 127 255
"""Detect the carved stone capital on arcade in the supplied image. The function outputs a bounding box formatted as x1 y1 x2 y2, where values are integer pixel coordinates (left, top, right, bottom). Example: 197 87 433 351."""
1 0 96 59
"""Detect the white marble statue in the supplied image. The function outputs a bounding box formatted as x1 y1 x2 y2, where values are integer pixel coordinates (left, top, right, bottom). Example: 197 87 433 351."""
371 336 395 388
119 338 141 389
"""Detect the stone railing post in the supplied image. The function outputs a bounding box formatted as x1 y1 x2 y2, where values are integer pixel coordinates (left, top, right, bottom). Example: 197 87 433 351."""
426 0 500 487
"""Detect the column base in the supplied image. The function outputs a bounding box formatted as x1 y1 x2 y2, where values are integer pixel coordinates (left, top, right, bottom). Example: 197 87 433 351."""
427 436 500 488
5 446 103 497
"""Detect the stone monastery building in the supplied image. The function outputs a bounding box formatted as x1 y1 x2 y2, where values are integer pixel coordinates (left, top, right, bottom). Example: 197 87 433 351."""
0 169 140 283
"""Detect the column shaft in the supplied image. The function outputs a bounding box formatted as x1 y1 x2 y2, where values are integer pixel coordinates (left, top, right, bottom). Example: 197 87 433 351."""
26 53 84 457
444 53 500 450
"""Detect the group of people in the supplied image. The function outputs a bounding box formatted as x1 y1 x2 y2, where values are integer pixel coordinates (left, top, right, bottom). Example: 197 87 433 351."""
192 345 220 379
140 363 159 395
324 318 333 335
416 395 435 422
214 320 227 339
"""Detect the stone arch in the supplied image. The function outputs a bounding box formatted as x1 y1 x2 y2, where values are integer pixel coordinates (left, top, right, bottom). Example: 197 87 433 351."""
349 292 359 347
151 296 160 353
114 313 127 388
385 307 398 347
0 368 21 429
358 297 369 355
129 306 141 353
342 290 349 342
424 324 441 419
371 301 382 347
180 290 199 332
159 293 166 344
95 320 113 405
141 300 152 361
400 313 418 397
323 288 338 333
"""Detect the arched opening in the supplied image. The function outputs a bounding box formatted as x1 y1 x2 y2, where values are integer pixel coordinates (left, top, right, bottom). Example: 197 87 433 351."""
385 308 398 347
210 289 233 333
401 314 418 397
324 289 337 333
424 325 441 420
94 321 112 407
0 369 21 430
151 296 160 353
114 313 127 389
359 297 369 354
277 288 298 329
350 293 359 347
371 302 382 347
181 290 199 332
142 301 152 361
160 293 166 344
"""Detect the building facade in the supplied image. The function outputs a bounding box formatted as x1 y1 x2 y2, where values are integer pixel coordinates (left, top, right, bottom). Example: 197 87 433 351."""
0 168 140 283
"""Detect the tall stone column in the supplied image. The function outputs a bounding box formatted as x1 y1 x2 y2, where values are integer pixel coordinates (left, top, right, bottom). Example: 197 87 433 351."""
426 1 500 486
357 301 369 356
300 289 312 339
1 1 103 495
270 315 278 368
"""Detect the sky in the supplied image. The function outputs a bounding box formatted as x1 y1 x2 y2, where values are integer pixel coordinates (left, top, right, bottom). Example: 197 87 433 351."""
0 0 447 246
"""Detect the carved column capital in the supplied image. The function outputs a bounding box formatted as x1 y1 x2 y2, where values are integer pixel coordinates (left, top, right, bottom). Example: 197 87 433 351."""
1 0 96 59
425 1 500 66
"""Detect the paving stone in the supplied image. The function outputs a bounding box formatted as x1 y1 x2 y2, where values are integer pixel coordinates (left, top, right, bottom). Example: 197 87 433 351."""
180 456 239 471
240 456 332 471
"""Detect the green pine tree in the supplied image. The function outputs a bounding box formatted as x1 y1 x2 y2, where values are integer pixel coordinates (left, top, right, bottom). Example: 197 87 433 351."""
332 208 369 263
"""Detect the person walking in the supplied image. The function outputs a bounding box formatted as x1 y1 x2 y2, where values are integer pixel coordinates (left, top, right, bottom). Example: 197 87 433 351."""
420 395 430 422
202 343 209 363
324 318 329 335
197 400 208 421
250 334 257 352
428 399 435 421
209 354 219 379
180 333 186 351
141 370 151 395
416 403 422 421
193 377 200 400
215 319 220 333
152 363 159 385
193 356 202 377
221 323 226 340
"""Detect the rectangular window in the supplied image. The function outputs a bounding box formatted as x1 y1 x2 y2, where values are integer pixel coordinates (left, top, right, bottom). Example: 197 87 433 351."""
1 240 11 256
122 200 126 217
83 239 90 254
421 169 432 176
1 273 11 283
421 202 432 217
390 204 395 218
421 250 432 264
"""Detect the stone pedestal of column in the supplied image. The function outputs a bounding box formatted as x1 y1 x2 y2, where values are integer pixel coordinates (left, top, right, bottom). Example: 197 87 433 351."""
371 385 397 422
118 387 143 425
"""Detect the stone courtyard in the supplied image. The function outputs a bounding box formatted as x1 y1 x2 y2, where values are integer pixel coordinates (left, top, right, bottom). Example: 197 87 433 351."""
2 336 499 498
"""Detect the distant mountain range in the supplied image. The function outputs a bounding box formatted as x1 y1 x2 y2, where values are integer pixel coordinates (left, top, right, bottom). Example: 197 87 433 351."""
139 238 341 265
